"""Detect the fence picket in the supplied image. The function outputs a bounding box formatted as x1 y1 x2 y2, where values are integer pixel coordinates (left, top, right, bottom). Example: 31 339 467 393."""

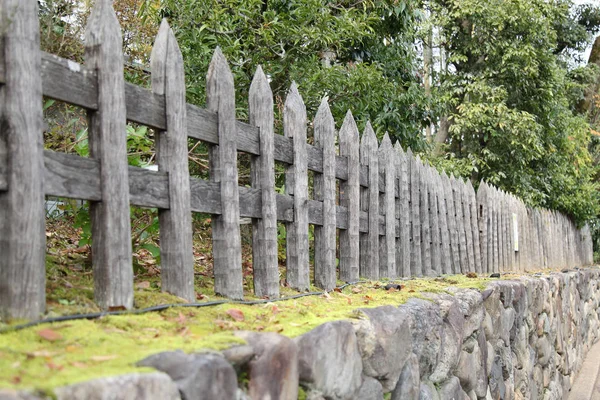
151 20 194 301
0 0 46 318
378 134 396 278
284 83 310 290
313 98 337 290
461 180 475 272
408 149 423 276
339 111 360 282
360 123 379 279
428 167 441 275
436 171 452 275
395 142 411 277
442 172 459 273
85 0 133 309
249 66 279 298
207 48 243 299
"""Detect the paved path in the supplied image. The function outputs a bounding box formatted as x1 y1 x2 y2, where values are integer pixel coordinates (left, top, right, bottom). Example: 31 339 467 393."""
568 339 600 400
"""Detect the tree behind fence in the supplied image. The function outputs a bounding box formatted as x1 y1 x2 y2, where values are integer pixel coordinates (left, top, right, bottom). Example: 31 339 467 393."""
0 1 593 319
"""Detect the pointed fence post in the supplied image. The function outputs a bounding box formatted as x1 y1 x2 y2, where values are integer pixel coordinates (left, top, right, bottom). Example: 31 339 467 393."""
359 123 379 279
207 48 243 299
313 98 337 290
339 111 360 282
378 133 395 278
451 175 467 273
249 66 279 298
443 172 459 273
477 182 489 273
0 0 46 319
428 167 441 275
151 20 194 301
284 83 309 290
395 142 411 277
418 158 432 275
461 180 475 272
408 149 422 276
85 0 133 309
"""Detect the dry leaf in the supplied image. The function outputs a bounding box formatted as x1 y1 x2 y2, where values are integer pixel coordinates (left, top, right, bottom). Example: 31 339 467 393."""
135 281 150 289
71 361 87 368
90 355 118 362
46 361 64 370
226 309 245 322
38 329 62 342
351 287 362 293
28 350 57 358
176 312 187 324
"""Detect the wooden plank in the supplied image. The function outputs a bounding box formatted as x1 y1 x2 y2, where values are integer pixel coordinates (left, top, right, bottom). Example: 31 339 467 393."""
408 149 422 276
359 122 379 279
492 186 500 273
428 166 441 275
435 170 451 275
0 130 7 191
284 83 310 290
313 98 337 290
418 158 432 275
151 21 195 302
395 142 411 277
207 48 243 299
461 180 475 272
443 172 459 273
469 182 481 274
476 181 488 273
378 133 396 278
85 0 133 310
249 66 279 298
451 175 467 273
0 0 46 319
339 111 360 282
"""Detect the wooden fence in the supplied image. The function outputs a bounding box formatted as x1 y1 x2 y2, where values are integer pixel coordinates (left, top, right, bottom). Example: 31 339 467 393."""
0 1 593 319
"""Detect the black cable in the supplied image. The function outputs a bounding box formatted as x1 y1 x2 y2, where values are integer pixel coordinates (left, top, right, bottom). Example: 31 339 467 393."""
0 280 373 333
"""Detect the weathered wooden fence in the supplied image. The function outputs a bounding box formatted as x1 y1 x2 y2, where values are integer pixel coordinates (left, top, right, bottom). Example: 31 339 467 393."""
0 1 593 319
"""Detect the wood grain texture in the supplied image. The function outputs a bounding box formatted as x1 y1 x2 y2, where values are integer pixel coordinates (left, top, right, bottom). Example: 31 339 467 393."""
443 172 459 273
418 158 432 275
450 176 466 273
249 66 279 298
0 0 46 319
359 122 379 279
476 182 489 274
207 48 243 299
85 0 133 310
428 167 441 275
461 180 475 272
284 83 310 290
435 170 451 275
313 98 337 290
407 149 422 276
151 20 195 302
339 111 360 282
378 133 395 278
395 142 410 277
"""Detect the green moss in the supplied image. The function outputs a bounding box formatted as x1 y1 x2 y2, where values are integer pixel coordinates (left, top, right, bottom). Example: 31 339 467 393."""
298 386 307 400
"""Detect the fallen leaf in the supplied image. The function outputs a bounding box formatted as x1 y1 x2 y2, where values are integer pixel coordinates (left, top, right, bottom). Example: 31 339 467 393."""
351 287 362 293
466 272 478 278
135 281 150 289
271 305 280 315
11 376 21 384
108 306 126 312
333 287 342 293
38 329 62 342
90 355 118 362
226 309 245 322
28 350 57 358
196 293 208 300
46 361 64 370
347 298 352 305
71 361 87 368
176 312 187 324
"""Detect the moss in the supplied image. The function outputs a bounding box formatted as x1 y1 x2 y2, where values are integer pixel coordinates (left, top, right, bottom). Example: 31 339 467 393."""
297 386 307 400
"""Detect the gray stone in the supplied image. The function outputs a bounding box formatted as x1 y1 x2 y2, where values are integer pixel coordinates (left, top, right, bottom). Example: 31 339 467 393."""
355 376 384 400
222 345 255 368
0 391 44 400
392 353 420 400
489 354 507 400
536 336 552 367
429 296 464 383
236 331 299 400
295 320 362 400
455 337 484 395
438 377 463 400
352 305 412 391
55 372 180 400
419 381 440 400
137 352 236 400
447 288 485 338
399 299 443 380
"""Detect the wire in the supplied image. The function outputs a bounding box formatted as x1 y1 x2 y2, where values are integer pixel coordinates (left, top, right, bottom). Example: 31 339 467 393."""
0 280 373 334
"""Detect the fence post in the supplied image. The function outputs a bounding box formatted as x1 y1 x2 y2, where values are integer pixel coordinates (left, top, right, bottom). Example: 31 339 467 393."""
339 111 360 282
408 149 422 276
419 158 432 275
313 98 337 290
284 83 309 290
451 175 467 273
477 181 489 274
207 48 243 299
249 66 279 298
461 180 475 272
0 0 46 319
428 167 441 275
360 122 379 279
394 142 411 277
151 20 194 302
85 0 133 309
436 171 451 275
442 172 459 273
378 133 395 278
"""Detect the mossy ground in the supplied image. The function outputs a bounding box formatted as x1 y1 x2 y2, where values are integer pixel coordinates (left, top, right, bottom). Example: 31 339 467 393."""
0 217 528 393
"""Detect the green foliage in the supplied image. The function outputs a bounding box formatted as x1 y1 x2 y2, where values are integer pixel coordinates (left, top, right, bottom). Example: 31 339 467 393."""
431 0 600 224
140 0 429 149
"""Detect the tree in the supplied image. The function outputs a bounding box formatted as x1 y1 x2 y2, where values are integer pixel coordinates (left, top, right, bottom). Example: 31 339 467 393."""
429 0 600 224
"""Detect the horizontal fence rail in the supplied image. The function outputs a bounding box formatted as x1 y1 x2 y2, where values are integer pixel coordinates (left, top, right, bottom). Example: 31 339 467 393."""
0 0 593 319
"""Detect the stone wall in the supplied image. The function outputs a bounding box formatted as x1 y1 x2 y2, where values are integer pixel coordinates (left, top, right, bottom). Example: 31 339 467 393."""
6 268 599 400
